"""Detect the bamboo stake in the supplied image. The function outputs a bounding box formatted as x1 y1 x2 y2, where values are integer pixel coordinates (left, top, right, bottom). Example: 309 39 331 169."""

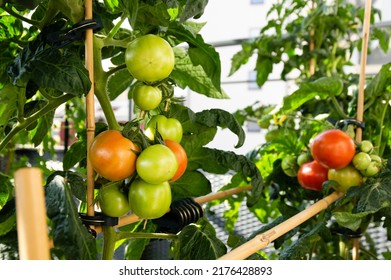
218 191 344 260
85 0 96 218
94 185 253 233
351 0 372 260
14 167 50 260
355 0 371 143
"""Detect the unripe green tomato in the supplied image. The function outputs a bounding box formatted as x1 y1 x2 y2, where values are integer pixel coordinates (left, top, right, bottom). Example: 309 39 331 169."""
297 152 312 166
352 152 371 171
370 154 382 164
133 84 162 111
125 34 175 83
281 155 298 177
128 178 171 219
361 161 380 177
328 165 363 193
360 140 374 154
98 182 131 217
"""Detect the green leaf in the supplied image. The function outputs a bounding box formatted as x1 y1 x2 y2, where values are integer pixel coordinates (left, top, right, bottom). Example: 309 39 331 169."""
0 173 13 211
255 56 273 87
229 40 255 77
0 230 19 260
0 199 16 237
168 22 222 92
8 41 91 95
179 0 208 22
63 140 87 171
107 68 133 100
355 170 391 213
31 109 54 147
364 62 391 99
47 171 87 203
279 221 326 260
171 170 211 201
29 49 91 96
0 84 18 137
171 47 228 99
45 174 96 259
279 77 344 113
172 217 226 259
333 211 371 232
190 148 263 207
195 108 245 148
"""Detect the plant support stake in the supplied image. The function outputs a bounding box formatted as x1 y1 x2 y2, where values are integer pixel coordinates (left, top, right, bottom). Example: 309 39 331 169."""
14 168 50 260
352 0 372 260
85 0 96 219
218 191 344 260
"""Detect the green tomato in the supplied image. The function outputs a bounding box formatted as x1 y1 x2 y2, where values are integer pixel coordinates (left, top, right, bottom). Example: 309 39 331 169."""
98 182 131 217
297 152 312 166
125 34 175 83
328 165 363 192
361 161 380 177
281 155 298 177
132 84 162 111
370 154 382 164
359 140 374 154
136 144 178 184
128 178 171 219
352 152 371 171
144 115 183 143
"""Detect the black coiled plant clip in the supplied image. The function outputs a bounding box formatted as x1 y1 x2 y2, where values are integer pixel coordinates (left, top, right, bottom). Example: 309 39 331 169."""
152 198 204 234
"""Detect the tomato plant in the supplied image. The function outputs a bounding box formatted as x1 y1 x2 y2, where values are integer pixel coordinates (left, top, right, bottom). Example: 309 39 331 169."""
132 84 162 111
89 130 139 181
0 0 390 262
297 160 329 191
328 165 363 193
310 129 356 169
98 182 131 218
128 178 171 219
144 115 183 143
165 139 188 182
125 34 175 83
136 144 178 184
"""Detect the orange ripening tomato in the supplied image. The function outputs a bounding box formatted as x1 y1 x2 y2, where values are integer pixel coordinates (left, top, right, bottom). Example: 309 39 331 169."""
165 139 188 182
310 129 356 169
89 130 139 181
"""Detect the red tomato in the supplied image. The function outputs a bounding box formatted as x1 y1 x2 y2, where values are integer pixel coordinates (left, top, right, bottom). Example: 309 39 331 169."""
310 129 356 169
297 160 329 191
165 139 188 182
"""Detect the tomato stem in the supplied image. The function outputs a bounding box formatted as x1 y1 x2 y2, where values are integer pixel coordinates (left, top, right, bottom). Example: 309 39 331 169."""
330 94 348 119
375 97 389 157
93 36 122 131
102 226 117 260
0 93 74 152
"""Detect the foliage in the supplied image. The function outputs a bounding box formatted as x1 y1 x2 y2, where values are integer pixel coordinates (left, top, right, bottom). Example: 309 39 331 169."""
0 0 262 260
226 0 391 260
0 0 390 261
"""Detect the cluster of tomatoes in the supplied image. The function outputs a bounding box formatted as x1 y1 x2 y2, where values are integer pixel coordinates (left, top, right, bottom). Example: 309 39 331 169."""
282 129 383 193
88 34 188 220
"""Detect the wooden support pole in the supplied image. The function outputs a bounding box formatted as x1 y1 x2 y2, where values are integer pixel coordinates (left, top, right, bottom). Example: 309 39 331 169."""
351 0 372 260
218 191 344 260
14 167 50 260
355 0 372 143
85 0 96 218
